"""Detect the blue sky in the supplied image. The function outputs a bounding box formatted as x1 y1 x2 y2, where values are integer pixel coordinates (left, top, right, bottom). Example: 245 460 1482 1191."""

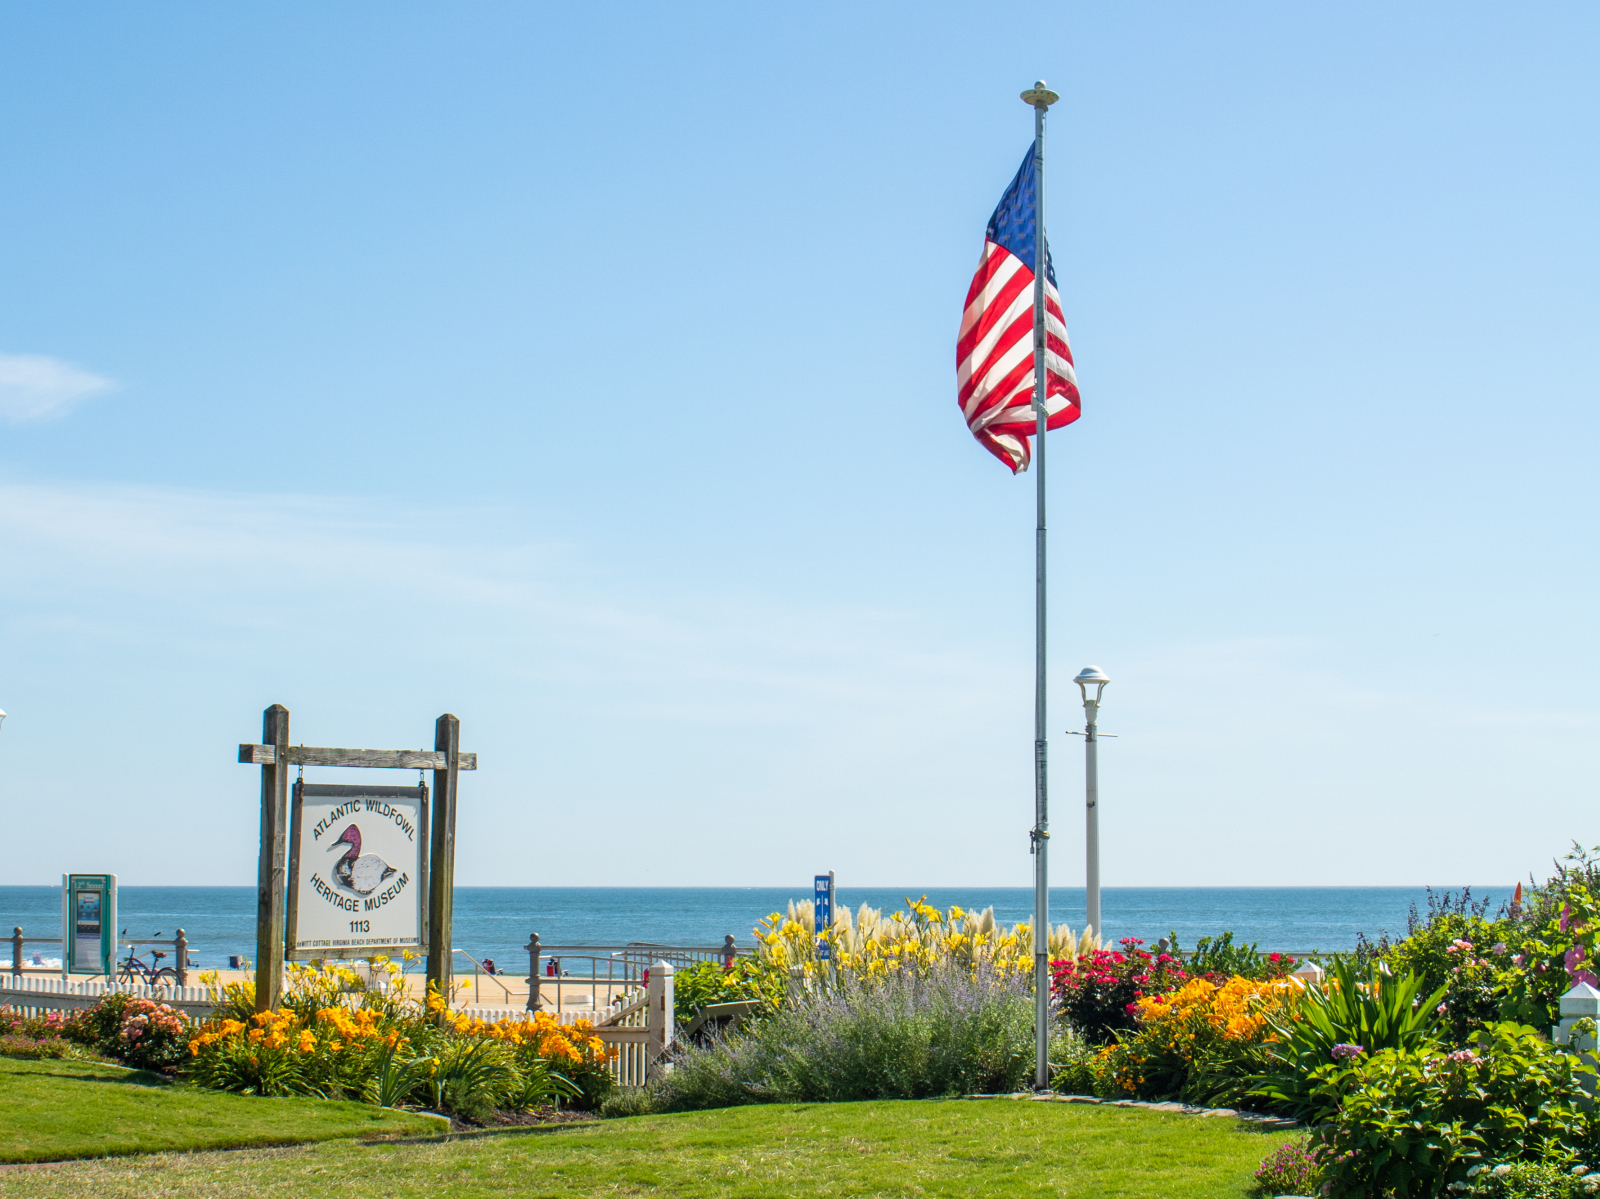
0 3 1595 888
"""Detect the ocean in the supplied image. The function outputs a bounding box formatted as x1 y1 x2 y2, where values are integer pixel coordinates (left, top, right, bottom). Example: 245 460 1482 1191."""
0 885 1513 974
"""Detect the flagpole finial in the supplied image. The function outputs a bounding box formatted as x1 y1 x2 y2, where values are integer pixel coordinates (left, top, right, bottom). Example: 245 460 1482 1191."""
1020 80 1059 109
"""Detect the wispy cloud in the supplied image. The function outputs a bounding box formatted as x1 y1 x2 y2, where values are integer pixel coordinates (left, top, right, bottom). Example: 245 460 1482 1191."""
0 353 115 421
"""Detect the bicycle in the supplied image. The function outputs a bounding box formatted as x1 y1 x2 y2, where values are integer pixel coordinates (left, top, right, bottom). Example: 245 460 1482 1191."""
117 930 178 986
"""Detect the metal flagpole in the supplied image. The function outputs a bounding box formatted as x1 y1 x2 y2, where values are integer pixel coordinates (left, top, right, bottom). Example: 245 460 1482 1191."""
1021 78 1060 1092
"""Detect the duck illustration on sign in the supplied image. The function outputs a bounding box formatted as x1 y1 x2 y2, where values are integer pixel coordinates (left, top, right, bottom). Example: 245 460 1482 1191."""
329 824 398 896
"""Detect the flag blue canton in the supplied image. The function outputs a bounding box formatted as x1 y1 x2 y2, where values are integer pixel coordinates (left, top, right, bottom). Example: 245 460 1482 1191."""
984 142 1057 286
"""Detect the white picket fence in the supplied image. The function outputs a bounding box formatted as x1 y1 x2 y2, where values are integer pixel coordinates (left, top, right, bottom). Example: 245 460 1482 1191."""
457 963 673 1088
0 974 216 1018
0 961 677 1089
457 1002 628 1025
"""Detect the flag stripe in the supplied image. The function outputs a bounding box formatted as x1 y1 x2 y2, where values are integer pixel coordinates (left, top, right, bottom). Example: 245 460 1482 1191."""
956 243 1078 471
955 143 1079 473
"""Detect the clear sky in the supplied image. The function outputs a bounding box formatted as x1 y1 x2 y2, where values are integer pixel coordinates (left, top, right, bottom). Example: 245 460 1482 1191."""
1 3 1595 889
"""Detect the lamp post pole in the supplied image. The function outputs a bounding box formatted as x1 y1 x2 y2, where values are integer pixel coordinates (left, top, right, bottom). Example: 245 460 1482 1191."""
1075 667 1110 941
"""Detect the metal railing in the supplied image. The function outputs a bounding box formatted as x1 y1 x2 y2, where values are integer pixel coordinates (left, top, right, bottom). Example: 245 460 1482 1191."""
453 947 514 1006
523 933 748 1014
8 926 194 986
7 928 63 976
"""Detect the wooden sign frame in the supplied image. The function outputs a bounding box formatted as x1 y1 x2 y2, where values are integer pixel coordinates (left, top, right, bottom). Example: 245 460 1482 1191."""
239 707 475 1012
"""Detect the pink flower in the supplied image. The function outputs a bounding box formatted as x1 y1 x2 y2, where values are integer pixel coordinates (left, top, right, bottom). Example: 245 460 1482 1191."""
1561 904 1572 933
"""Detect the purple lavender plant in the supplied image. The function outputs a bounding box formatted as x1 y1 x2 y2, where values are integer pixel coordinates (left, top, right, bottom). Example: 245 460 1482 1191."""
1330 1042 1365 1062
652 961 1047 1112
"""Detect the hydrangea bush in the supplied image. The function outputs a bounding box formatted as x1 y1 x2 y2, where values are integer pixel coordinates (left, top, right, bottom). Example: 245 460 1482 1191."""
57 992 194 1070
1460 1162 1600 1198
1309 1022 1595 1199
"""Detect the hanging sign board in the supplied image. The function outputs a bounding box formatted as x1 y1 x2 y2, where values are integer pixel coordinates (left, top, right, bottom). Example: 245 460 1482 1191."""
286 783 427 960
62 873 117 976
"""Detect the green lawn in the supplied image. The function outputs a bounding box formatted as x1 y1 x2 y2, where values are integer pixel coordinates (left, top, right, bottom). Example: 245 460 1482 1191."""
0 1057 443 1164
0 1097 1292 1197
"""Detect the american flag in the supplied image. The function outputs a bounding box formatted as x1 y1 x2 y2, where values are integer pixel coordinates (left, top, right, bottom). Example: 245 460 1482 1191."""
956 143 1079 472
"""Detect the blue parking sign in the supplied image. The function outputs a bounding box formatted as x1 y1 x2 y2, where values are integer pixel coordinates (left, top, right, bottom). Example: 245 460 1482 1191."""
814 873 834 961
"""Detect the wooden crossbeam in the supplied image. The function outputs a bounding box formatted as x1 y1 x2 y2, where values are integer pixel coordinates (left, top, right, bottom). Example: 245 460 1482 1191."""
237 745 478 771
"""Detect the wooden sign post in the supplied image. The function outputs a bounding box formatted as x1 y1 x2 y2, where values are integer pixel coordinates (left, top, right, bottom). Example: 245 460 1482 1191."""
427 714 460 1002
239 706 476 1014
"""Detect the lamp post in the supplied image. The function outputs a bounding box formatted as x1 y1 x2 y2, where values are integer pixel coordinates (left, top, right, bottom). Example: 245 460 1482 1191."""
1074 667 1109 940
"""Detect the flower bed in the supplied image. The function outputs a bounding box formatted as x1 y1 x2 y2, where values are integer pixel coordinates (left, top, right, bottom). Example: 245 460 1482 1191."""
1094 974 1301 1105
1050 938 1189 1044
3 958 615 1123
1 996 188 1068
183 968 614 1118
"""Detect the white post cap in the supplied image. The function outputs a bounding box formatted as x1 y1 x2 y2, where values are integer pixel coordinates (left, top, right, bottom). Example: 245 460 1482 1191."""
1291 961 1324 984
1561 981 1600 1017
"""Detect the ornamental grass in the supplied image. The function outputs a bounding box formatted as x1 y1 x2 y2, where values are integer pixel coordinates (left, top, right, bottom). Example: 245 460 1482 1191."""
754 896 1098 979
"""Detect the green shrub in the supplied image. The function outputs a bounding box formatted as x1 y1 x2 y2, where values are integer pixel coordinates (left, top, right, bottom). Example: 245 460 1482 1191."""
1313 1022 1595 1199
62 991 134 1049
1250 958 1445 1120
673 959 785 1025
1393 915 1510 1045
0 1035 81 1061
1498 877 1600 1033
552 1046 614 1112
1464 1162 1600 1198
426 1038 521 1122
58 995 193 1070
1051 1029 1106 1096
599 1089 657 1118
0 1007 72 1041
1174 930 1299 981
1050 939 1188 1045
